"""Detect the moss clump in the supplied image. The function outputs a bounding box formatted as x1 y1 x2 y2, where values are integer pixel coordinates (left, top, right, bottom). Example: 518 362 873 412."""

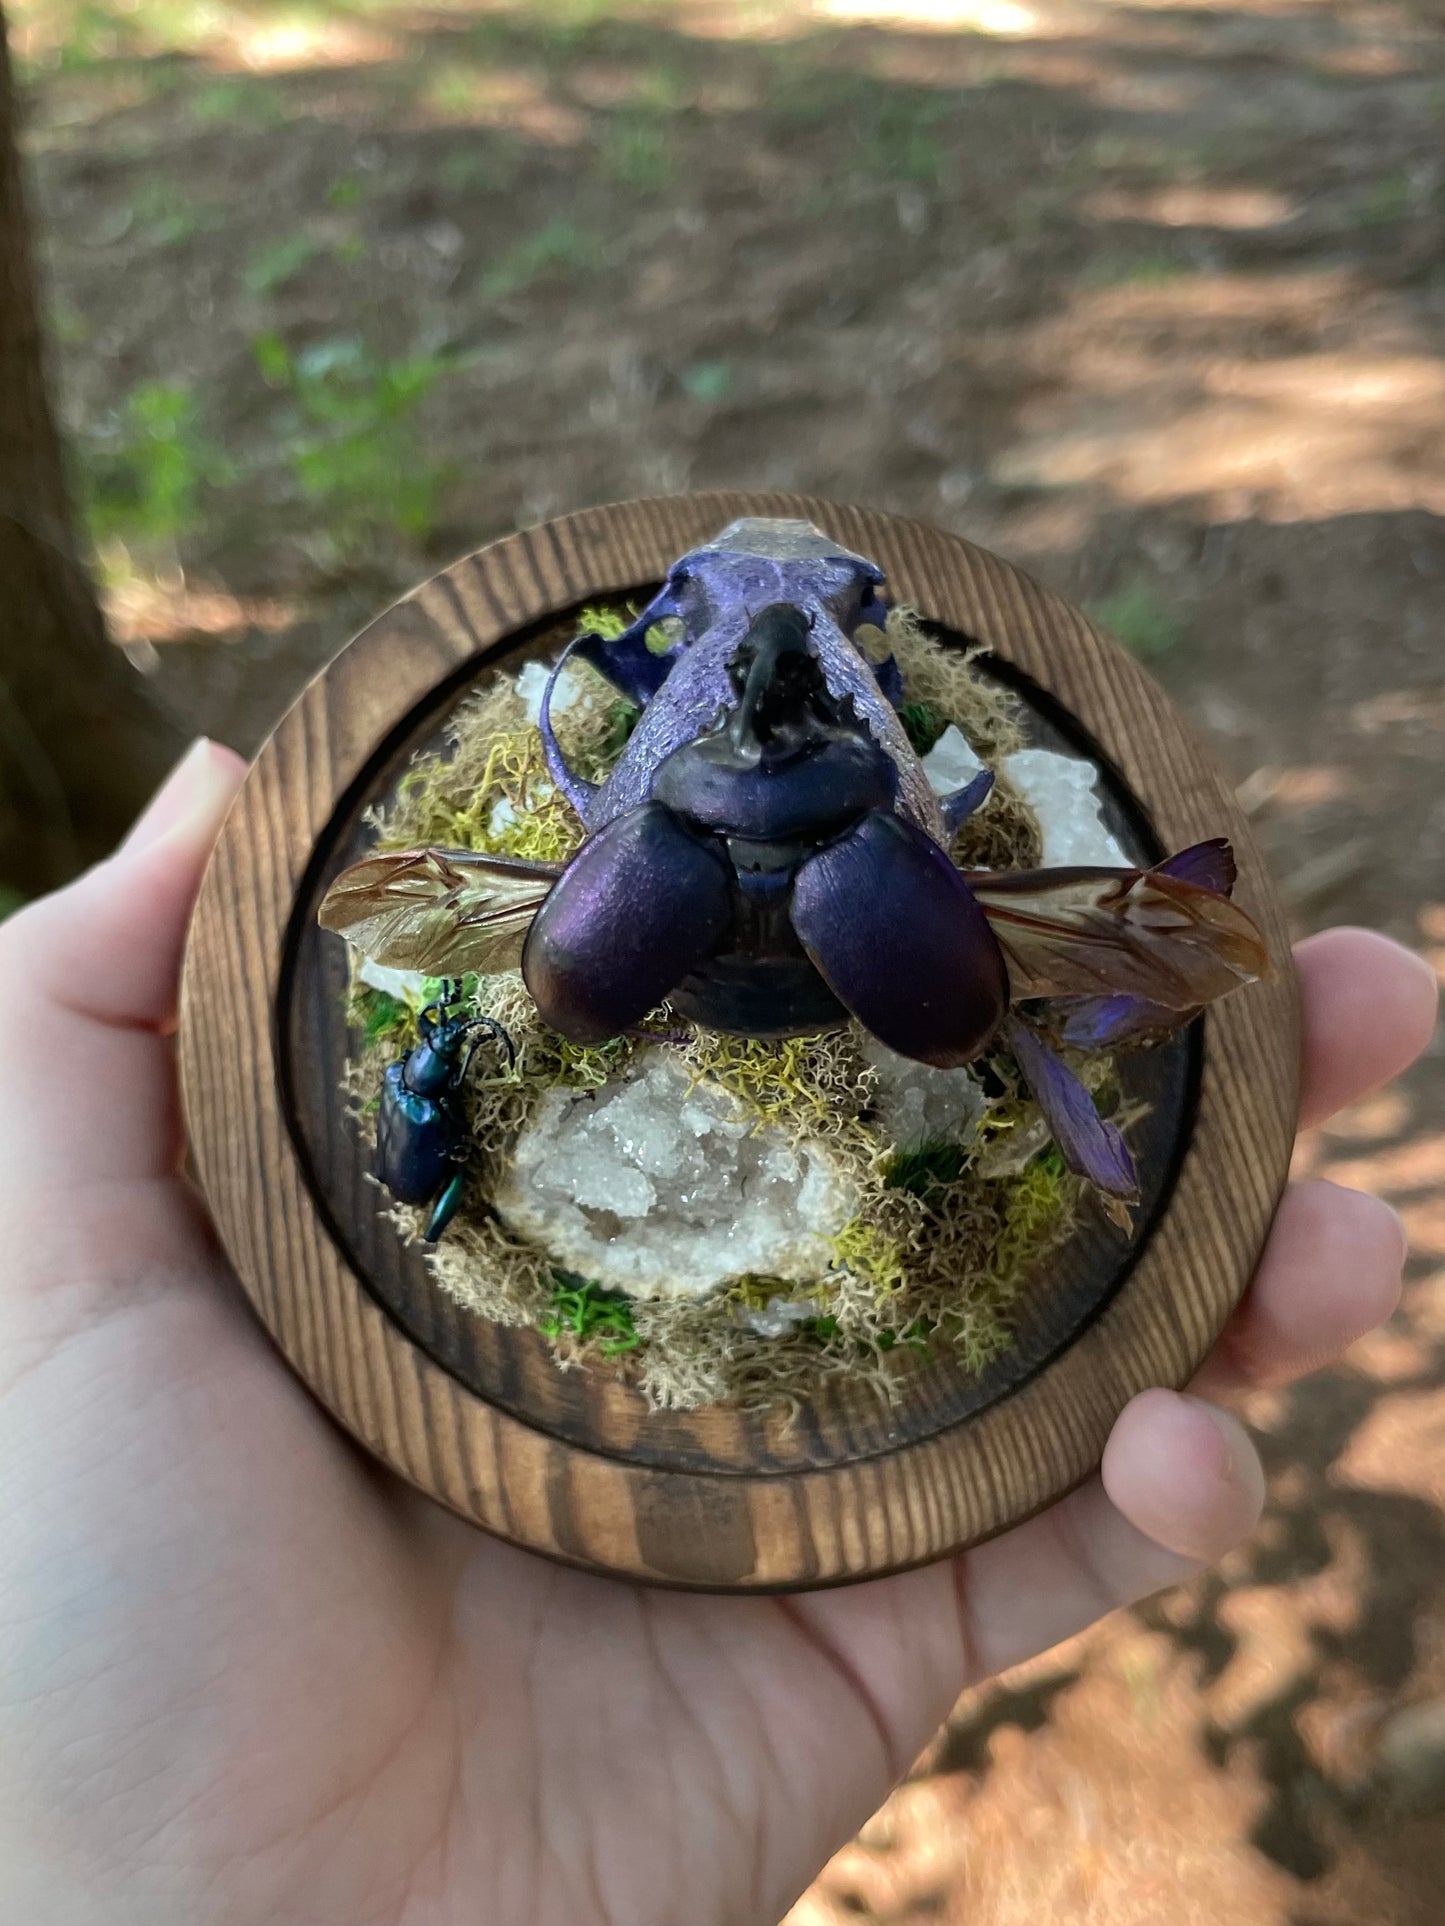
826 1217 911 1299
883 605 1043 871
342 601 1098 1415
538 1273 640 1359
898 698 950 755
883 1134 969 1199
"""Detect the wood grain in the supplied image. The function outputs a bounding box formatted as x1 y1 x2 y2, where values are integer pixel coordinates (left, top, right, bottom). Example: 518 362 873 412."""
178 494 1300 1591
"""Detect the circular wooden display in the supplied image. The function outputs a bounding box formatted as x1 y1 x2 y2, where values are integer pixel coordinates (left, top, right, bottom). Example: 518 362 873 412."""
179 493 1299 1591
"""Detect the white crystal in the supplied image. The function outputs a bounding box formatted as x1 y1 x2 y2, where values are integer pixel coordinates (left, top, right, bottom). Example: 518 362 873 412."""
357 956 431 1001
739 1294 822 1339
494 1054 859 1300
865 1038 988 1149
1000 748 1132 866
515 658 591 725
921 722 986 797
488 796 520 836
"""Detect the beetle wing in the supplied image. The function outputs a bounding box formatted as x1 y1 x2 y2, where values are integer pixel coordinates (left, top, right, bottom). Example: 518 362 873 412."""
318 846 562 976
966 855 1270 1008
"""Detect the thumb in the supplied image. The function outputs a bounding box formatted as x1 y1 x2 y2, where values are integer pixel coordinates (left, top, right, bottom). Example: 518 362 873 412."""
2 739 247 1032
0 742 247 1188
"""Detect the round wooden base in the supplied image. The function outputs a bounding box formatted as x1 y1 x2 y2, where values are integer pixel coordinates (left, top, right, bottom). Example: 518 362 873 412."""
178 494 1298 1591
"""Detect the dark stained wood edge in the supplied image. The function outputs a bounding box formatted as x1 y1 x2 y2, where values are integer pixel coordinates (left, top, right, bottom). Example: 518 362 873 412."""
178 493 1300 1591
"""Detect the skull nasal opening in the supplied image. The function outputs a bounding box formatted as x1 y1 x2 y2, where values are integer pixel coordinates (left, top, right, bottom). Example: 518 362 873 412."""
727 603 824 750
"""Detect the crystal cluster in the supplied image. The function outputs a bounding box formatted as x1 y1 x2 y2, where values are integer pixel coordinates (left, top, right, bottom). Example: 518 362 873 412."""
493 1054 858 1299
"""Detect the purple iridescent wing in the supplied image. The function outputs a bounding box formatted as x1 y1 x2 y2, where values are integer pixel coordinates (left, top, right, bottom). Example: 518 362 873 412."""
1041 993 1196 1049
1021 840 1242 1046
522 803 732 1043
790 809 1008 1068
966 849 1269 1010
317 846 562 976
1157 838 1237 896
1006 1016 1139 1207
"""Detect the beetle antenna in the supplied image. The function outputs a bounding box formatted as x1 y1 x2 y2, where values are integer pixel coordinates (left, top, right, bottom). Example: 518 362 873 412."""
459 1015 516 1077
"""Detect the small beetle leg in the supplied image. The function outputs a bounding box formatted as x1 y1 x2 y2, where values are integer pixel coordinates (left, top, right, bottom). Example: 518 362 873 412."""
423 1167 468 1243
791 808 1009 1069
872 654 905 706
461 1013 515 1073
939 767 995 840
522 803 732 1043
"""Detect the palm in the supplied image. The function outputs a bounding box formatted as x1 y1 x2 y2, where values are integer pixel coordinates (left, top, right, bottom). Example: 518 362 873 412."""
0 746 1431 1926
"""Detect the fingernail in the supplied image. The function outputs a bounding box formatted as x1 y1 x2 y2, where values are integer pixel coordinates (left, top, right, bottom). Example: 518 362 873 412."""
122 740 239 855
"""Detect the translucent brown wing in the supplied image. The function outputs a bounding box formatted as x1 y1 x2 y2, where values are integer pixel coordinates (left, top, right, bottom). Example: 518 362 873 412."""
966 857 1271 1008
317 846 562 977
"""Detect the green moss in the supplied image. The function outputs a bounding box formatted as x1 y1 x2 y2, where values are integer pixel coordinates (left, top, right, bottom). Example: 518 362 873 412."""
898 698 949 755
349 985 412 1047
597 698 642 761
883 1135 969 1199
578 602 631 640
993 1152 1071 1284
538 1274 640 1357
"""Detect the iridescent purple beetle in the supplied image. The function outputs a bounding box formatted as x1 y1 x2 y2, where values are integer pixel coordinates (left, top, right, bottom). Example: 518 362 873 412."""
322 518 1270 1208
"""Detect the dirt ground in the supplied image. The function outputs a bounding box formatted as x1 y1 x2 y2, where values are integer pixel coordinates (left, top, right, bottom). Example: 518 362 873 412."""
12 0 1445 1915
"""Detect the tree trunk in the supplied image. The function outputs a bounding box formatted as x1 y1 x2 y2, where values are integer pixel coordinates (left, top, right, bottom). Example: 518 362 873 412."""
0 2 184 896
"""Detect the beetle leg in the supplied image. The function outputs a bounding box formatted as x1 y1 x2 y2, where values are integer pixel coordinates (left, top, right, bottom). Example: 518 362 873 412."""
423 1167 468 1242
790 808 1009 1068
939 767 995 840
523 803 733 1043
1005 1014 1138 1209
539 637 602 826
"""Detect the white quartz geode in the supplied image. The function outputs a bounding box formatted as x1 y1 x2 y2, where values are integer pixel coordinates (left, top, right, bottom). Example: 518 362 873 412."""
493 1054 859 1300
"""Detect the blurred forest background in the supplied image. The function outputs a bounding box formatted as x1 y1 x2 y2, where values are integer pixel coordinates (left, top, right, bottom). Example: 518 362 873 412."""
1 0 1442 1914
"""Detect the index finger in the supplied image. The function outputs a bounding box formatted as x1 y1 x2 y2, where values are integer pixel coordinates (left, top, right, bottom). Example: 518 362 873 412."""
1294 927 1438 1131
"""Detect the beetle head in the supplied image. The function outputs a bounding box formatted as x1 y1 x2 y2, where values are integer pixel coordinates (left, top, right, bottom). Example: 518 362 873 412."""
649 603 896 843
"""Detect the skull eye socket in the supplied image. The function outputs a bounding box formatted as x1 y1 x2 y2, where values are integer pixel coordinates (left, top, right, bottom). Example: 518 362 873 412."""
648 614 686 652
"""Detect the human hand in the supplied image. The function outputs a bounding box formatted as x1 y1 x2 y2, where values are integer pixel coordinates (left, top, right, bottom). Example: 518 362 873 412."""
0 741 1433 1926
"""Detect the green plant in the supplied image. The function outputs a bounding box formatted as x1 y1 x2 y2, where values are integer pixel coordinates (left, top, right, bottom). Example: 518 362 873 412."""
1352 166 1414 227
244 233 321 295
253 333 460 548
601 117 672 190
866 94 943 185
1089 580 1182 658
1083 251 1189 289
479 220 602 297
883 1135 968 1200
130 179 220 247
897 699 948 755
326 175 365 210
680 360 733 403
82 379 231 549
189 77 287 126
539 1274 640 1356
